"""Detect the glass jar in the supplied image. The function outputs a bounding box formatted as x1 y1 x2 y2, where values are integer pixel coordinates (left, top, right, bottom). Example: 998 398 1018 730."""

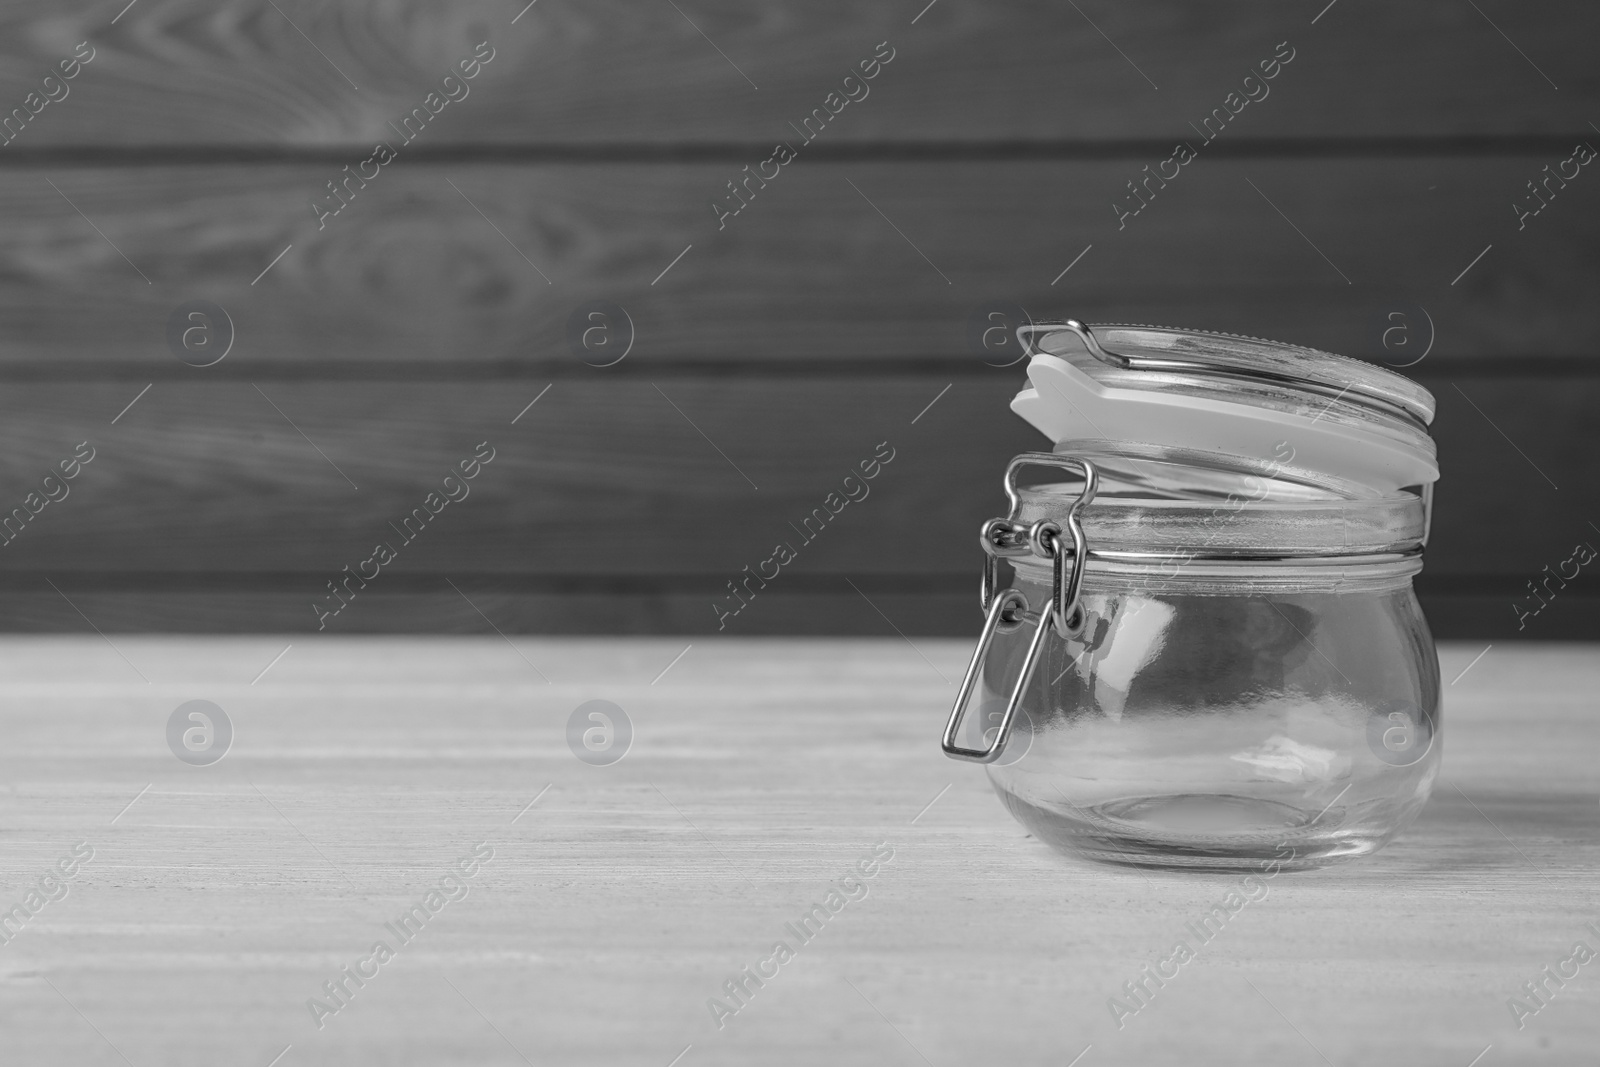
941 322 1441 872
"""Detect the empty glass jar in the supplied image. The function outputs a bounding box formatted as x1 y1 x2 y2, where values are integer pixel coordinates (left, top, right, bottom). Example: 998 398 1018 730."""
941 322 1441 871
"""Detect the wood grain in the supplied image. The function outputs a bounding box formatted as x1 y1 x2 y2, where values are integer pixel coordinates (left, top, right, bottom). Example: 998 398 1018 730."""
0 374 1589 574
0 637 1592 1064
1 1 1594 640
0 0 1595 145
0 372 1590 637
1 157 1597 367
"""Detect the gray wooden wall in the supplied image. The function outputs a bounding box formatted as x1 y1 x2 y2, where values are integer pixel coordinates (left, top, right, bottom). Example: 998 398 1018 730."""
0 0 1595 637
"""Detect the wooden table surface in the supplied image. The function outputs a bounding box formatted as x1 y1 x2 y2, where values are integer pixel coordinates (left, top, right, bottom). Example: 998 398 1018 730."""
0 636 1594 1066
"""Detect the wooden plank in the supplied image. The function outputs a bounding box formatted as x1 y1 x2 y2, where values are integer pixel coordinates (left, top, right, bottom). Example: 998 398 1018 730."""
1 157 1596 367
0 377 1039 576
0 637 1594 1063
0 1 1595 145
0 372 1590 599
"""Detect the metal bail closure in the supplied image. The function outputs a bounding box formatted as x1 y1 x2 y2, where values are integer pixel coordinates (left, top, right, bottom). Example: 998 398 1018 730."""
943 454 1097 763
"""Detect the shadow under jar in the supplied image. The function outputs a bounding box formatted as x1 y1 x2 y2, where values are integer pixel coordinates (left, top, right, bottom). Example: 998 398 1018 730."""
947 450 1439 872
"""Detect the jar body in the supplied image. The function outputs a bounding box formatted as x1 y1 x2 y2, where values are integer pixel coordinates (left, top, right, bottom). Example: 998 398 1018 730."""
975 570 1440 871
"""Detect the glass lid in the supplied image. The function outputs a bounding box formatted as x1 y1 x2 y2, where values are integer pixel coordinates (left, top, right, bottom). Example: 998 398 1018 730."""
1018 320 1435 427
1010 320 1439 498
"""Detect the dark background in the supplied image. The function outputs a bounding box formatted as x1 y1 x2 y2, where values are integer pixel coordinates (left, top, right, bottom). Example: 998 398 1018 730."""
0 0 1594 638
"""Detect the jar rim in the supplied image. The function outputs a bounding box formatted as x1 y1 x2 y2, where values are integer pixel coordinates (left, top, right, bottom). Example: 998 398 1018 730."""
1016 476 1426 558
1009 551 1422 594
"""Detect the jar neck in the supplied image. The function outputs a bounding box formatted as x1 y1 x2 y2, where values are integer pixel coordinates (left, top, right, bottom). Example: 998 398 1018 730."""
1011 554 1422 595
1015 444 1427 561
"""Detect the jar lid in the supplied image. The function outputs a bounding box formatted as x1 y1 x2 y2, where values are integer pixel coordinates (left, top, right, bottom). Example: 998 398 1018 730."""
1010 321 1438 497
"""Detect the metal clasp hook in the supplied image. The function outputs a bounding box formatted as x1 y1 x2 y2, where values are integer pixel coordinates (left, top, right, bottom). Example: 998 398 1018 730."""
944 454 1097 763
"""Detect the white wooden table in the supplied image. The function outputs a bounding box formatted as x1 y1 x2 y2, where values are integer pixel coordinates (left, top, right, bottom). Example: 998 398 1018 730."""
0 637 1593 1066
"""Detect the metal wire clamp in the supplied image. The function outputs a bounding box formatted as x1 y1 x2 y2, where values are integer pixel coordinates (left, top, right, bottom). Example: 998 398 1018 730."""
943 454 1098 763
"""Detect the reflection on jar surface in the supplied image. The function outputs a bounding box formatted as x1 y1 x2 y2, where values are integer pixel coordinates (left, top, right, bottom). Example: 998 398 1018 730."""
979 567 1440 872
